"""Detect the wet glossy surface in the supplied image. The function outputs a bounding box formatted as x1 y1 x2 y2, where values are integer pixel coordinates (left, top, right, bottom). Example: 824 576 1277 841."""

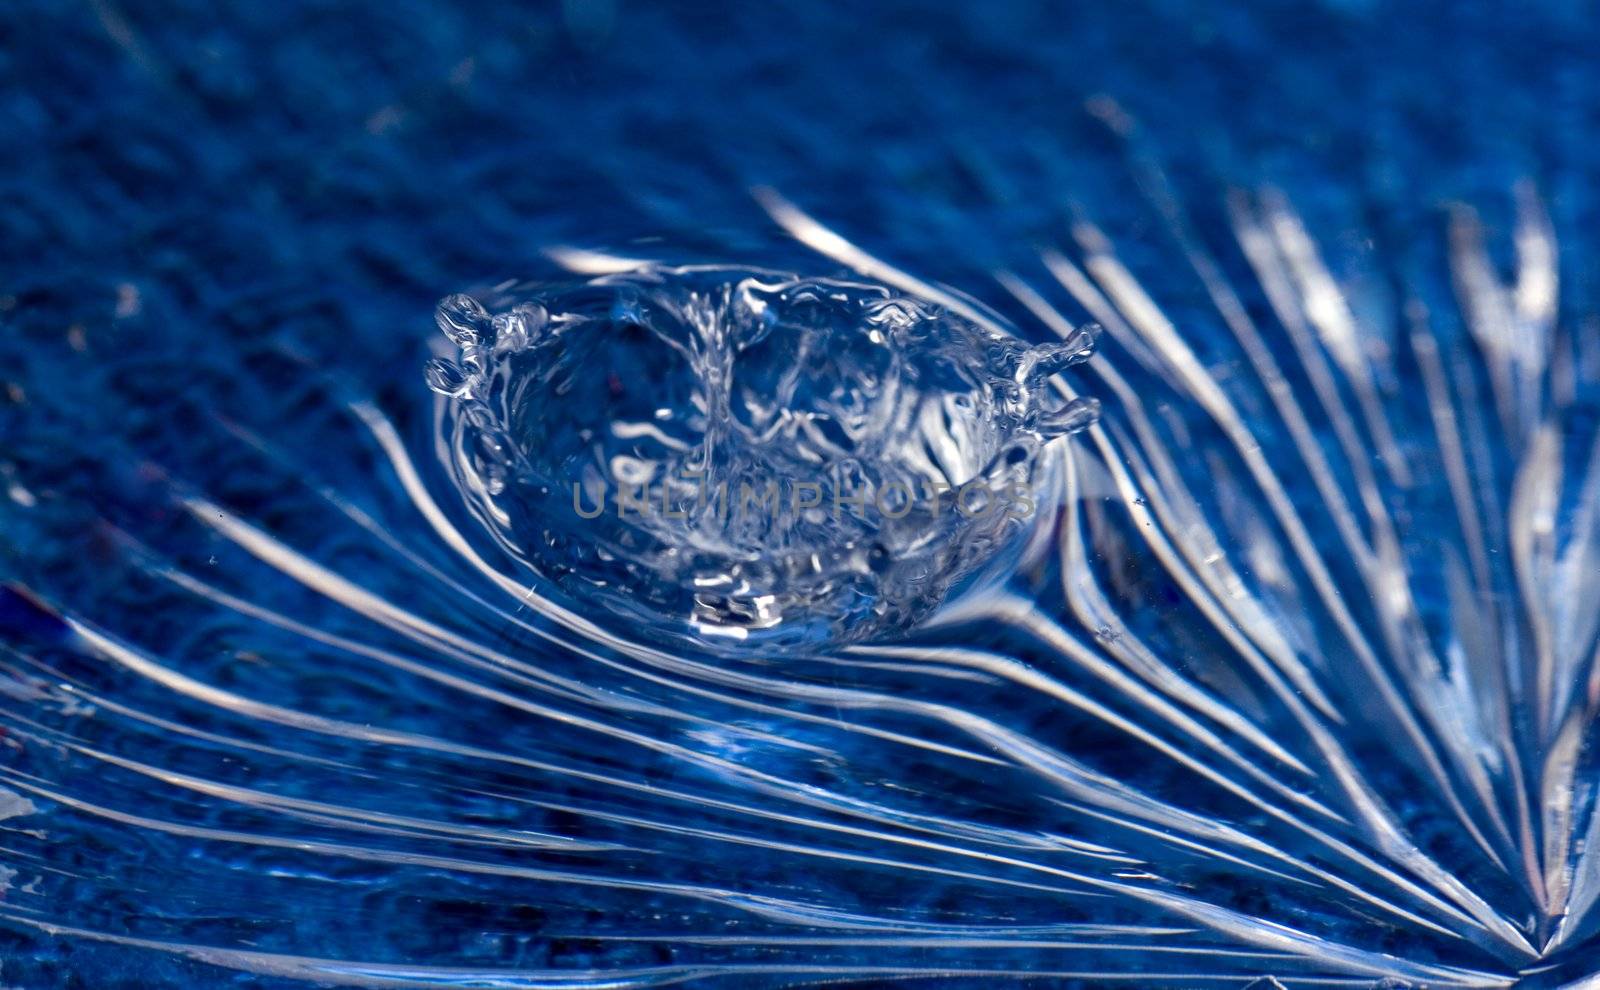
4 2 1600 986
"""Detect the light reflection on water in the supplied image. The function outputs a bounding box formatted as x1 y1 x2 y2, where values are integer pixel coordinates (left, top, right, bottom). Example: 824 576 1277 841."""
4 2 1600 986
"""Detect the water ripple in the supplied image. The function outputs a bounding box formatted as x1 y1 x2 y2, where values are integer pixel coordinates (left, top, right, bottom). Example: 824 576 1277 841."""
5 143 1600 990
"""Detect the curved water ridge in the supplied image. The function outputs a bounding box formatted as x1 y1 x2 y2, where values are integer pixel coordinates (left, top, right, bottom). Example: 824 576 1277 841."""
7 179 1600 988
427 267 1100 647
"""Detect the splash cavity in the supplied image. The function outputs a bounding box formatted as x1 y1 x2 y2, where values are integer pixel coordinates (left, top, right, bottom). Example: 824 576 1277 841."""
427 266 1098 647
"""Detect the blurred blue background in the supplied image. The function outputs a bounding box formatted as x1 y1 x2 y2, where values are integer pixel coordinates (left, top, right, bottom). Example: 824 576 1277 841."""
6 0 1597 374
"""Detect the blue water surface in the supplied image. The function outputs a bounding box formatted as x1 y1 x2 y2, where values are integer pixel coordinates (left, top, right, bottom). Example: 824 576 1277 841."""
4 2 1600 987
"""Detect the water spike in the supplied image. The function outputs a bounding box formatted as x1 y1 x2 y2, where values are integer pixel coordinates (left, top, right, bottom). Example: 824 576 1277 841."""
434 293 490 346
1022 324 1099 382
1037 396 1101 438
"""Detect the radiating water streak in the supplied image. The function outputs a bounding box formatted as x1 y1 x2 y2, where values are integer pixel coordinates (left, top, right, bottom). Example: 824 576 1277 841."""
0 742 1118 931
761 189 1510 946
449 771 1142 868
965 252 1525 950
0 720 625 854
0 640 380 793
998 269 1352 730
163 495 1235 898
1252 188 1414 490
11 423 1518 985
914 558 1327 791
12 738 1116 908
849 638 1335 883
918 591 1510 947
1056 211 1522 906
55 606 1185 902
1408 318 1499 636
1036 204 1561 959
1042 794 1334 888
865 610 1393 895
543 246 659 275
1408 306 1552 924
857 612 1324 812
1508 426 1576 919
1512 425 1600 757
1056 808 1473 959
750 187 1587 966
1148 176 1541 896
1222 200 1400 662
9 126 1597 985
118 535 1164 874
347 390 1438 899
303 409 1018 768
1449 186 1558 459
1072 158 1516 863
751 187 1014 335
0 909 1464 990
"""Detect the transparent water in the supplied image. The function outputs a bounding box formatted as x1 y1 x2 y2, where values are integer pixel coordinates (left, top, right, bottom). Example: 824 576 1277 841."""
4 2 1600 987
429 270 1096 648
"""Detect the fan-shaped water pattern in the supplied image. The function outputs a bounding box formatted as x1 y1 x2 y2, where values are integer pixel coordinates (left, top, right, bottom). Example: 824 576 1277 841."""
6 2 1600 988
4 175 1599 987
